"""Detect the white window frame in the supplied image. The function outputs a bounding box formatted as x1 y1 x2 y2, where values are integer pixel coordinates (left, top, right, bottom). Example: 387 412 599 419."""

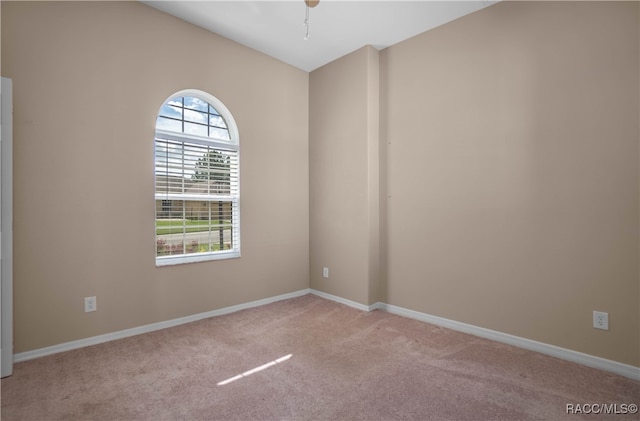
154 89 240 266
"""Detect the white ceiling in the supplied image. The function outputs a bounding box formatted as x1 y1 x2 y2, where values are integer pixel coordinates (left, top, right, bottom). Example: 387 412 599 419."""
142 1 495 72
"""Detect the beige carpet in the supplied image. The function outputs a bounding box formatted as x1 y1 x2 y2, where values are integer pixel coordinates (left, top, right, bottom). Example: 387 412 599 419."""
1 294 638 420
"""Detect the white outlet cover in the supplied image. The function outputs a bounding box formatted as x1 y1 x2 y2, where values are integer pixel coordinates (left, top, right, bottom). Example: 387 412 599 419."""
593 311 608 330
84 296 97 313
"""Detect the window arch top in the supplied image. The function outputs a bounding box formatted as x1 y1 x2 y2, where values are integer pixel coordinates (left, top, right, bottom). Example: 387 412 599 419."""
156 91 238 144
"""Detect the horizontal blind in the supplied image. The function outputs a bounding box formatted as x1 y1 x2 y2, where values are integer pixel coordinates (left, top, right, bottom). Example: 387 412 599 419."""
155 136 239 258
155 138 239 198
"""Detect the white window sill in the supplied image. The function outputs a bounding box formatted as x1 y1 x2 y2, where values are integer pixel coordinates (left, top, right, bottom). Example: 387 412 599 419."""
156 250 241 267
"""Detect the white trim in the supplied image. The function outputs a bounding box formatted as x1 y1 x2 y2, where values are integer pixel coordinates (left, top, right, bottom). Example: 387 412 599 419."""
14 289 310 363
376 302 640 381
156 249 240 266
13 290 640 381
154 193 237 202
309 289 376 312
155 129 235 150
1 77 14 378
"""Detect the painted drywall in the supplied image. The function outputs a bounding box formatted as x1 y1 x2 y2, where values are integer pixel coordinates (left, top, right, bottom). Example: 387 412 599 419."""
309 46 380 305
381 1 639 366
2 0 637 369
1 1 309 353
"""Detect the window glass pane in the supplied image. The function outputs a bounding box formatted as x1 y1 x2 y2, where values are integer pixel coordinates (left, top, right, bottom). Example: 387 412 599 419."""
184 109 208 124
155 200 233 256
156 116 182 133
184 122 208 137
209 127 231 141
184 96 208 112
166 97 183 107
154 142 168 159
181 146 201 179
209 115 227 129
155 141 186 177
156 201 184 228
209 201 232 251
185 179 209 196
159 104 182 119
156 200 184 256
209 105 221 116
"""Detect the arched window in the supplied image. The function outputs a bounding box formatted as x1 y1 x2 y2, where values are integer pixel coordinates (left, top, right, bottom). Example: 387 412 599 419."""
154 90 240 266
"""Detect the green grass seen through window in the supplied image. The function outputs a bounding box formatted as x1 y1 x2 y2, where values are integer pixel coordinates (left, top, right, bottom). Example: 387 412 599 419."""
156 219 229 236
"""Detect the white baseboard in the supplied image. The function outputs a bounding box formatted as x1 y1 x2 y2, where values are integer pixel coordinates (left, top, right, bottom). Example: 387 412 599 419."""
14 289 640 381
309 289 376 312
14 289 311 363
308 293 639 381
375 302 640 381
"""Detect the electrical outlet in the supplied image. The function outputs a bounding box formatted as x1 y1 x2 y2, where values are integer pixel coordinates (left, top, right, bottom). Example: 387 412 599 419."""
84 296 97 313
593 311 608 330
322 267 329 278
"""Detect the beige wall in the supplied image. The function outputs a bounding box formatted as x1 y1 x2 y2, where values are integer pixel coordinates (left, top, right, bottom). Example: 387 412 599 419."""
2 0 638 369
1 1 309 353
381 1 639 366
309 46 380 305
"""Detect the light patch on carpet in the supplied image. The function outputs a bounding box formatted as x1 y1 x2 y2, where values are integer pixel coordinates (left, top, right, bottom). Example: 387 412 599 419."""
217 354 293 386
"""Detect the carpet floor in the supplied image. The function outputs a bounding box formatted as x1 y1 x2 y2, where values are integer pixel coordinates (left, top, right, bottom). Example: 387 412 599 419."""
1 294 638 420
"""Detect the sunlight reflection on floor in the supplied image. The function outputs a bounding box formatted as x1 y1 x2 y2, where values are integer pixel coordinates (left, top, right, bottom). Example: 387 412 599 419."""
217 354 292 386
